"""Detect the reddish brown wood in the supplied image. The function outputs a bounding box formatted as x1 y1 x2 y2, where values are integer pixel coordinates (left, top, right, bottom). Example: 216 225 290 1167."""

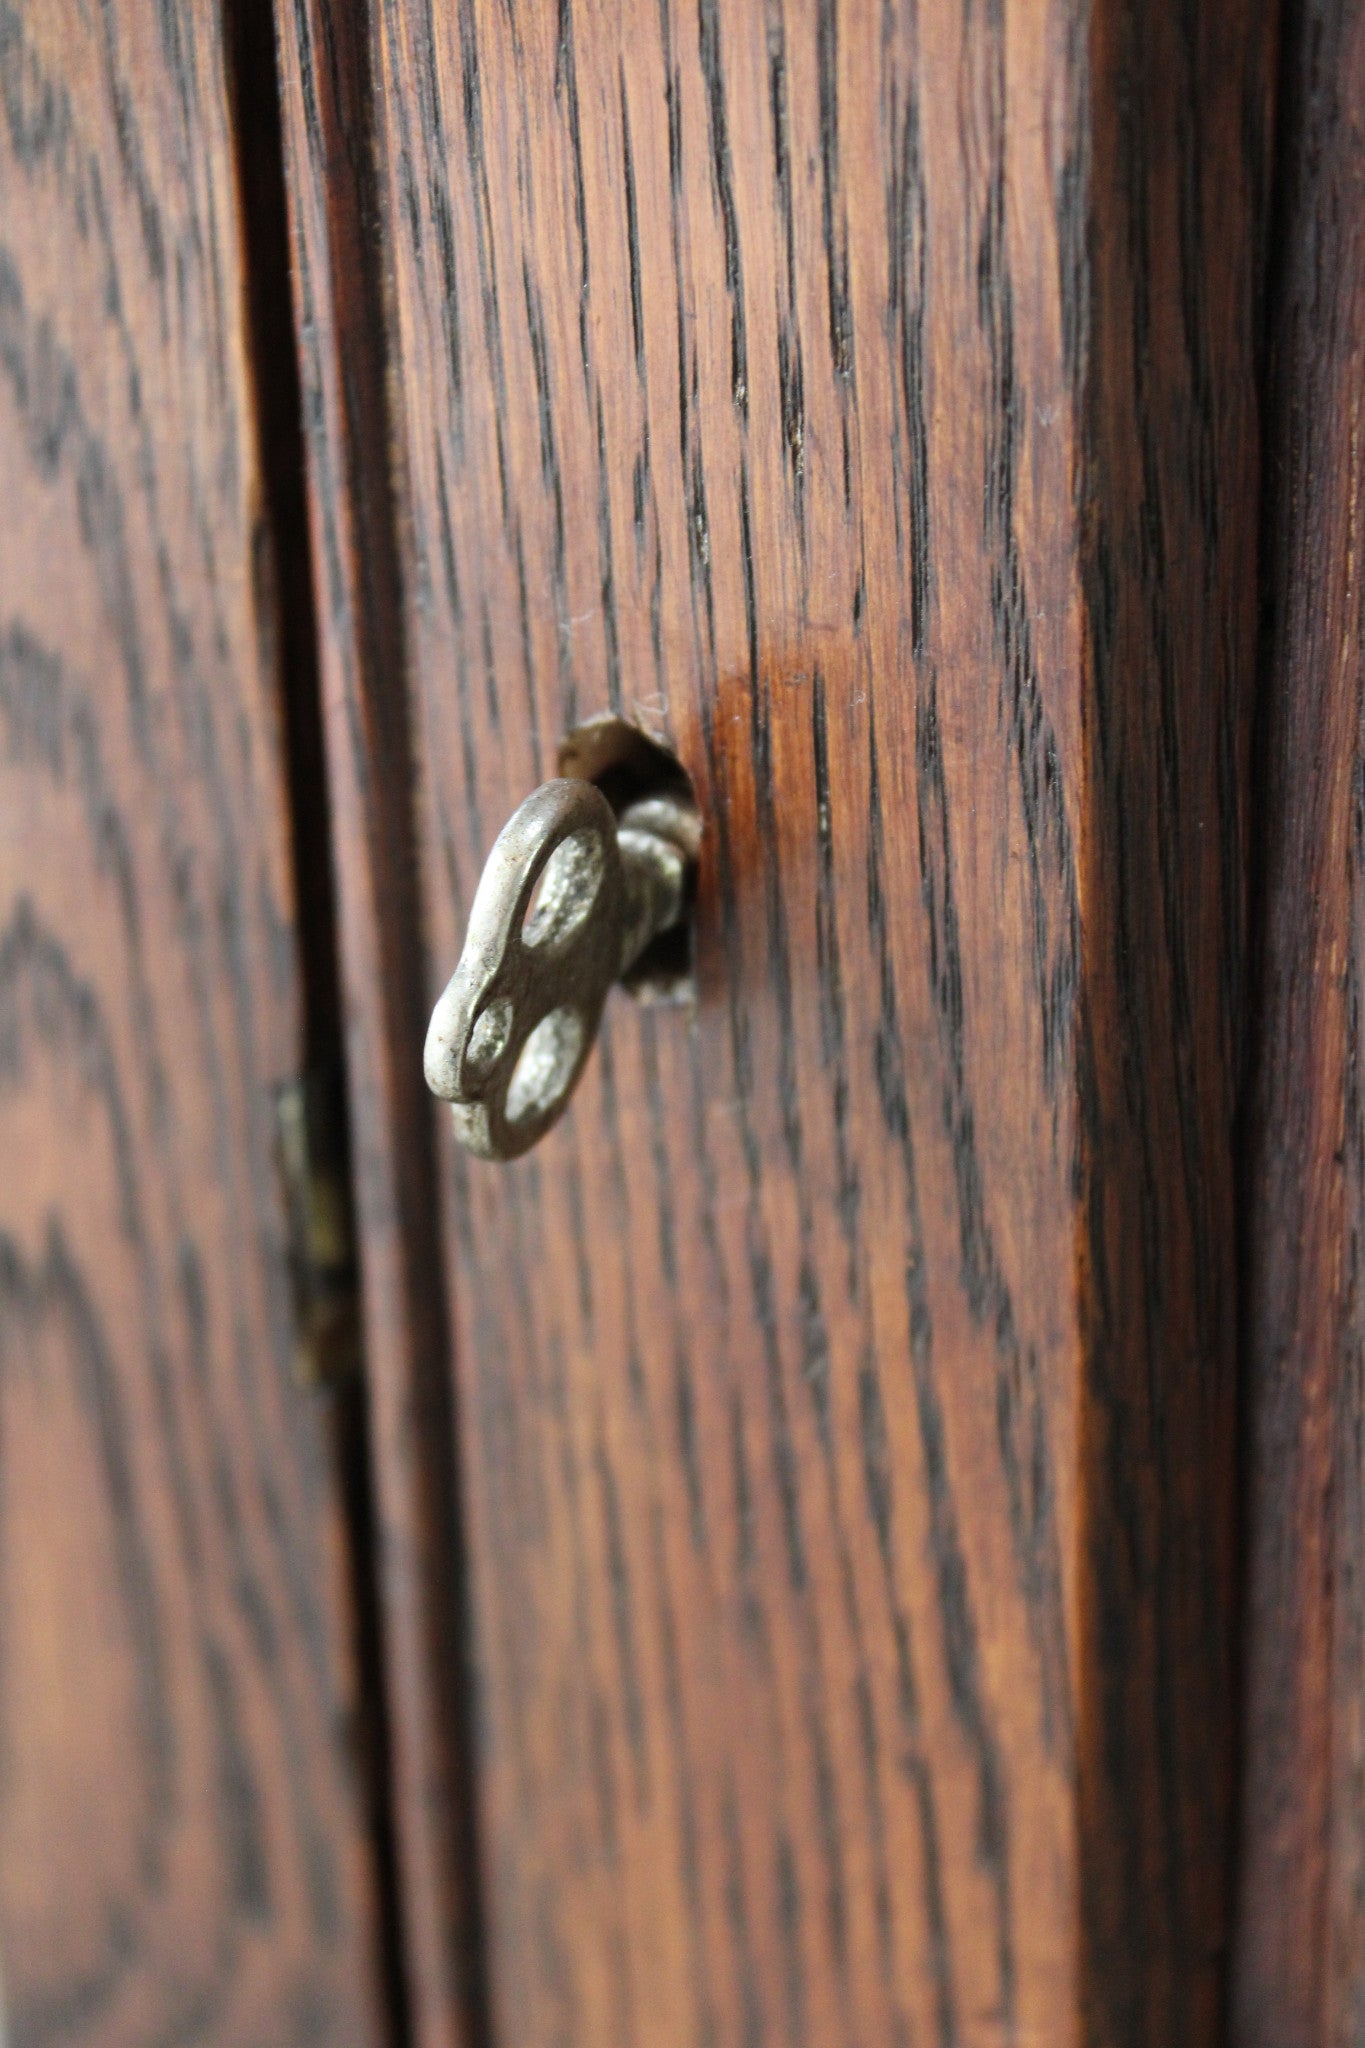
273 6 490 2045
281 0 1275 2040
1233 1 1365 2039
0 4 387 2040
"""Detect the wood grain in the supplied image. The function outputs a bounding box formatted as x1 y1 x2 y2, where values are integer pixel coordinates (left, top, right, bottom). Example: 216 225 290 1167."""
0 4 387 2040
273 5 491 2044
1232 0 1365 2039
282 0 1275 2039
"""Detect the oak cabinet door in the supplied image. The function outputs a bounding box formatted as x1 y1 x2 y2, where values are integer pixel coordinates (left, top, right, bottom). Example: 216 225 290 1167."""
277 1 1271 2044
0 7 387 2042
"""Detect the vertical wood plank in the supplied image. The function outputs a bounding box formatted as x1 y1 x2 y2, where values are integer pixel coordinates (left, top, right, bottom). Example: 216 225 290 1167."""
1233 0 1365 2039
0 4 388 2040
286 0 1276 2039
1077 0 1275 2031
273 6 491 2044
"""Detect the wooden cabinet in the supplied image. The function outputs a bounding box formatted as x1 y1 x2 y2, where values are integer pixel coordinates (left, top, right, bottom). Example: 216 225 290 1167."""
1 0 1361 2043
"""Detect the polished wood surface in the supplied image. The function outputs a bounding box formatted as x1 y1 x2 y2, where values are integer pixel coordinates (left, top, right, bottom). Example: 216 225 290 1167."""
274 7 490 2045
0 5 386 2040
280 0 1275 2039
1233 0 1365 2038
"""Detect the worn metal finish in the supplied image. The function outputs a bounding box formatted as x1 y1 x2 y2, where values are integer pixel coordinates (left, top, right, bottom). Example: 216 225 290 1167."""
425 778 695 1159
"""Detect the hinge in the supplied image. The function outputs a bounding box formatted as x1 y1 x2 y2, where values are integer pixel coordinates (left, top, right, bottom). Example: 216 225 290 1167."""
275 1066 362 1388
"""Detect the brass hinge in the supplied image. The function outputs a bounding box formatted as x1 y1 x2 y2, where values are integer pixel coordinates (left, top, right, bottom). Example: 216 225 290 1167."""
275 1067 362 1388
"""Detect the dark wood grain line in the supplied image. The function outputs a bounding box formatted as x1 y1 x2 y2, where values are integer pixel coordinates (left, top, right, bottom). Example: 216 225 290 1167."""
809 668 860 1288
696 0 747 422
884 48 930 656
857 1349 957 2048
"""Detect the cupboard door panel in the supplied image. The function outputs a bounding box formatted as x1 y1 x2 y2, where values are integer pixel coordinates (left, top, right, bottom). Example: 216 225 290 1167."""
0 6 387 2041
280 0 1273 2041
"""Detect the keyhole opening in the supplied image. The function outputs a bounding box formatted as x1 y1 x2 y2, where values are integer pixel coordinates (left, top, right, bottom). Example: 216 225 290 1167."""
557 714 700 1002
